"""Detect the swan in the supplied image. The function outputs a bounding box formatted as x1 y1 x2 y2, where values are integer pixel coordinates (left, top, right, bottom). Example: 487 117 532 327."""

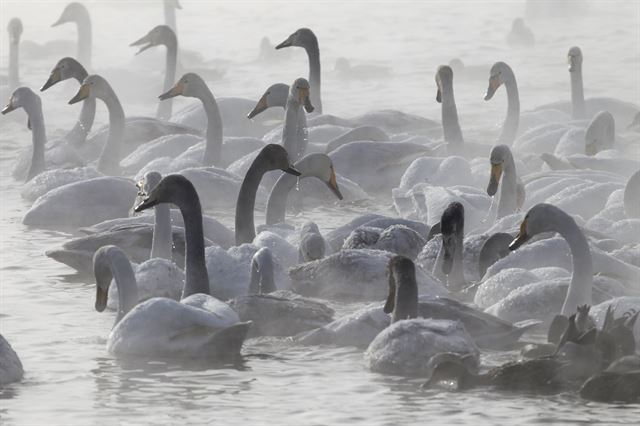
52 2 92 69
229 247 335 336
623 170 640 218
333 57 391 81
2 87 83 182
1 18 21 97
0 334 23 386
365 257 479 376
130 25 178 121
275 28 322 114
93 245 248 360
484 62 520 145
40 57 96 147
506 18 535 47
487 144 524 219
342 225 426 261
281 78 314 161
297 221 329 262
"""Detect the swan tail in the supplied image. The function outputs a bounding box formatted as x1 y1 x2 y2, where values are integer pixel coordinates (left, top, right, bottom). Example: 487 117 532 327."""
206 321 252 360
45 249 92 275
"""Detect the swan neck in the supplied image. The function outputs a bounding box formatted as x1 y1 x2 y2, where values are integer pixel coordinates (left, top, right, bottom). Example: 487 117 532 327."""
441 81 464 147
198 86 223 167
157 38 178 121
97 86 125 175
558 218 593 316
497 156 518 218
500 77 519 145
306 42 322 114
449 232 466 288
570 65 586 120
265 173 298 225
235 161 267 245
111 254 139 324
392 279 418 323
8 34 19 90
27 102 47 181
282 98 305 160
164 3 177 32
151 203 172 260
177 195 210 298
75 14 92 69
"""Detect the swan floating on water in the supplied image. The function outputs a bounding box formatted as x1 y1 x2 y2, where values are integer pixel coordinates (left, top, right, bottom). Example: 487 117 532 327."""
0 334 23 386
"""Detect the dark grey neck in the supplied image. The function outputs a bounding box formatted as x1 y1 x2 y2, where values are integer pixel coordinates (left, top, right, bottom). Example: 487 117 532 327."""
151 203 172 260
392 276 418 323
157 36 177 121
66 67 95 146
177 194 210 298
449 232 466 288
570 65 586 120
265 172 298 225
198 86 223 167
235 161 267 245
306 42 322 114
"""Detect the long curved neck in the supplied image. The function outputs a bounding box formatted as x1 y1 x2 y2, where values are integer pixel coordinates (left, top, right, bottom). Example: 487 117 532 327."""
570 65 586 120
282 97 305 160
441 81 464 148
497 155 518 218
392 279 418 323
110 254 139 324
97 86 125 175
557 216 593 316
176 194 210 298
305 41 322 114
164 3 177 32
66 68 95 146
235 160 268 245
197 85 223 167
157 37 177 121
265 172 298 225
499 76 519 145
26 100 47 181
151 203 172 260
449 231 466 288
8 34 19 90
75 13 92 70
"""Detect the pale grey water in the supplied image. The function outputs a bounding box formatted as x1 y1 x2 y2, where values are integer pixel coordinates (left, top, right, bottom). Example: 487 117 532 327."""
1 1 640 424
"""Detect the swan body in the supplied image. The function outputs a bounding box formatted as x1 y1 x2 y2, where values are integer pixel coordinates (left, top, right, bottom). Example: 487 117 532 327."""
342 225 426 260
0 334 23 386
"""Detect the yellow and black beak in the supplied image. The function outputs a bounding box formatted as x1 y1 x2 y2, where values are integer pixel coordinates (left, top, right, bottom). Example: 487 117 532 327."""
69 83 91 104
484 75 501 101
509 218 530 250
41 68 62 91
326 166 343 200
487 163 503 196
159 81 184 100
247 93 268 119
1 99 16 115
95 285 108 312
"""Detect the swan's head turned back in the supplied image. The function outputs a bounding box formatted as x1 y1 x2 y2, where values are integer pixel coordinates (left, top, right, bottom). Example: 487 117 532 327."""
290 78 314 113
585 111 615 155
135 174 199 213
130 25 176 55
487 144 512 196
484 62 512 100
567 46 583 72
435 65 454 103
255 144 301 176
2 87 40 116
159 72 205 100
384 256 418 322
296 153 343 200
52 2 89 27
441 202 465 275
275 28 317 50
68 74 109 104
510 203 572 250
247 83 289 119
249 247 276 294
8 18 23 43
41 57 87 91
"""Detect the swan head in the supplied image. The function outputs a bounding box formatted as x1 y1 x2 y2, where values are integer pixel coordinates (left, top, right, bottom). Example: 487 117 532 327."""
275 28 317 50
290 78 314 113
585 111 615 155
384 256 418 322
567 46 582 72
435 65 454 103
295 153 342 200
487 144 512 196
93 246 117 312
2 87 40 116
52 2 89 27
41 57 86 91
68 74 109 104
130 25 176 55
510 203 570 250
422 352 478 390
299 223 326 262
7 18 22 44
247 83 289 119
159 72 205 100
256 144 301 176
134 174 198 213
249 247 276 294
440 202 464 275
484 62 511 101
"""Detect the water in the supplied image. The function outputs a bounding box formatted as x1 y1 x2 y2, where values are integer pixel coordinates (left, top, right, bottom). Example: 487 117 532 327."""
1 1 639 424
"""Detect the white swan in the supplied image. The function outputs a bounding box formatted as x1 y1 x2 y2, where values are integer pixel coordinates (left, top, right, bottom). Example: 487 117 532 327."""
0 18 21 99
0 334 23 386
52 2 92 69
487 144 524 219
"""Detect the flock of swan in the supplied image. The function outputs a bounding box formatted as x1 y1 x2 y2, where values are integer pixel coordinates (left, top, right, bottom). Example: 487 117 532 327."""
1 1 640 406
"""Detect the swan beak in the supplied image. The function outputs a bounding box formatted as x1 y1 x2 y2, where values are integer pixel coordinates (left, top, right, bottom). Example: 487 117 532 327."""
302 89 315 113
509 219 530 250
134 195 159 212
130 33 155 55
69 83 91 104
284 166 301 176
484 75 501 101
436 88 442 103
326 166 343 200
159 81 184 100
487 163 503 196
247 93 268 119
95 286 108 312
1 100 16 115
51 16 66 27
41 68 61 91
275 35 293 49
